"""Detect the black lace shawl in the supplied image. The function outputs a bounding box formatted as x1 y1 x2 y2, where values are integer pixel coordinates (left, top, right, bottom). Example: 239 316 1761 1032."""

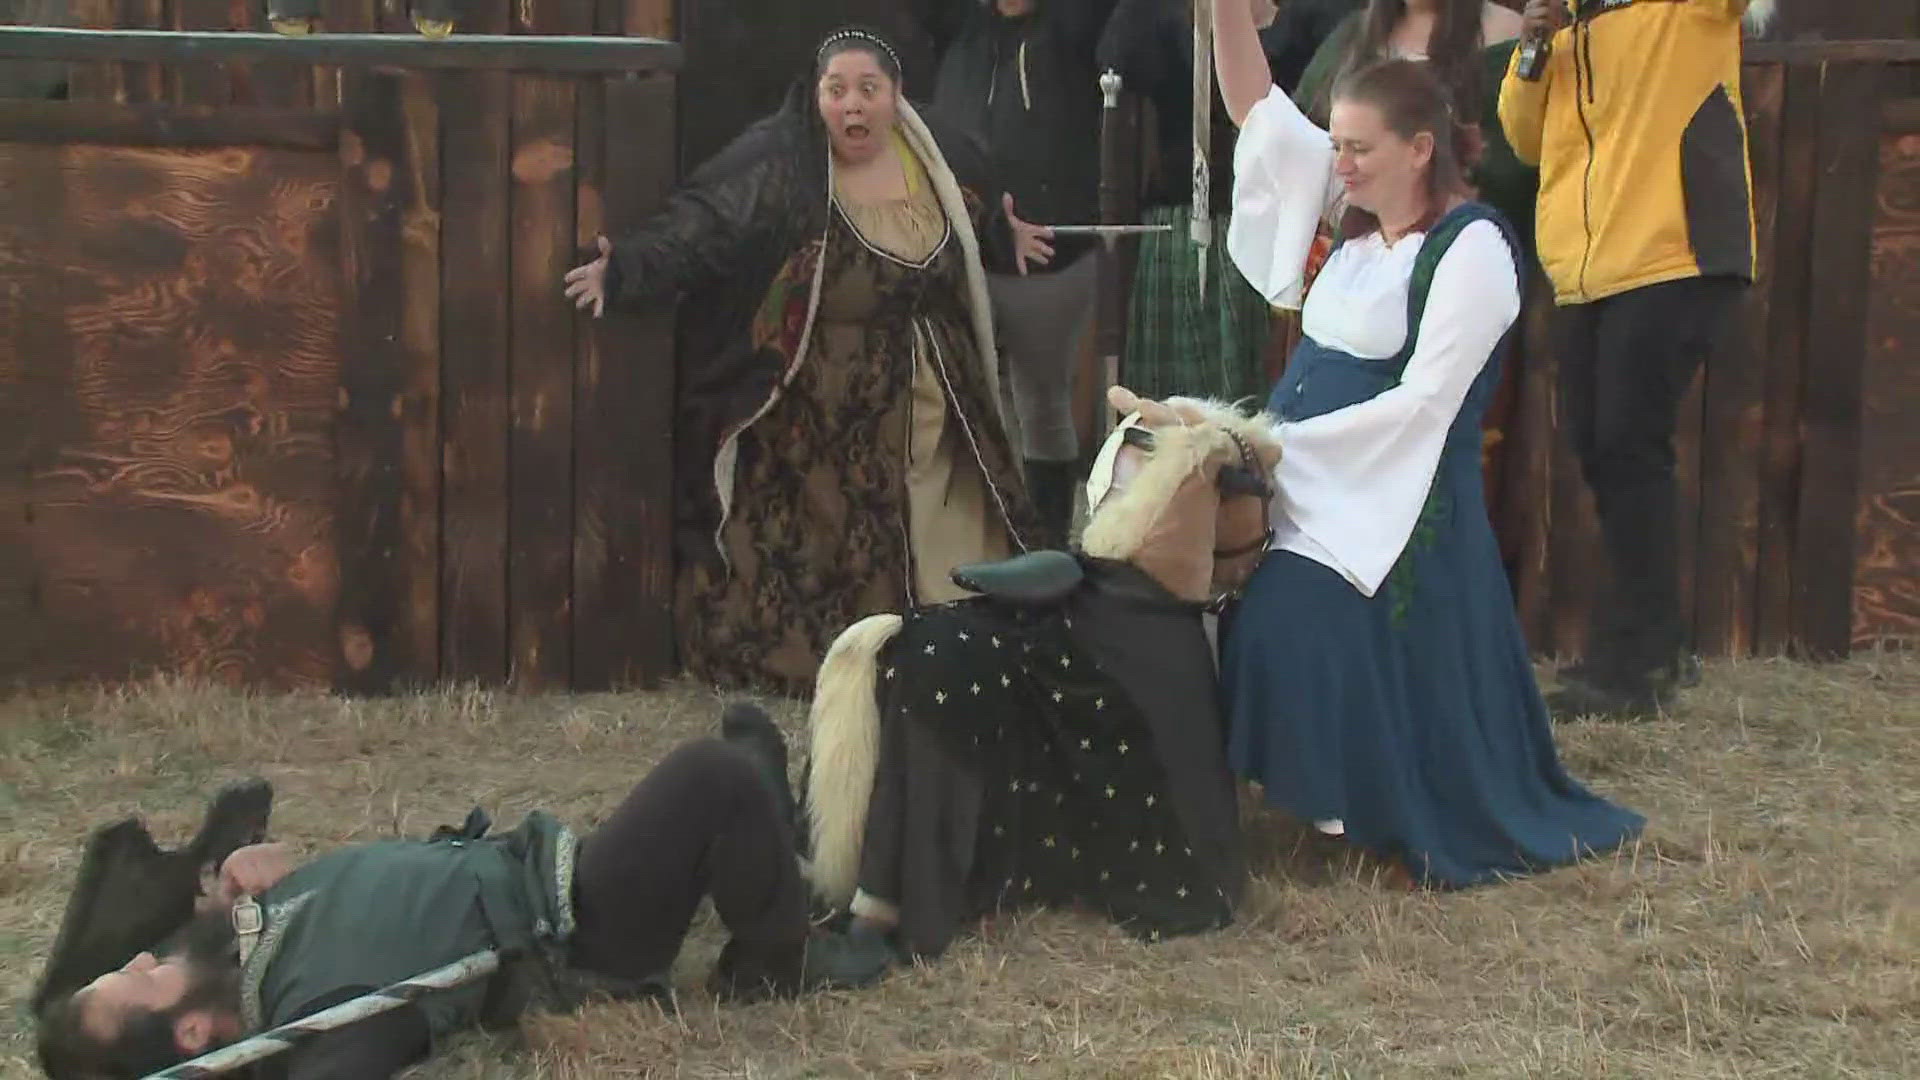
599 80 1018 558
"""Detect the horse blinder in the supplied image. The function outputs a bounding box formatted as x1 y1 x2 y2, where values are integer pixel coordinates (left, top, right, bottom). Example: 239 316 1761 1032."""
1215 463 1269 499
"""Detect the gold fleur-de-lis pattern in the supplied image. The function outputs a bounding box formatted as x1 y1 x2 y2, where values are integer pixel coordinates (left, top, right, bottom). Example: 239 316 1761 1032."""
875 603 1233 943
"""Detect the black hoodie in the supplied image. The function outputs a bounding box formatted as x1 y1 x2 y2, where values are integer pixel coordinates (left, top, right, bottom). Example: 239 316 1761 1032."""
929 0 1118 270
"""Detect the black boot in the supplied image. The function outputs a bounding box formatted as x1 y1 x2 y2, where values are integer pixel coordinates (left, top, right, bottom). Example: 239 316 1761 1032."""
708 926 893 1002
719 702 798 835
1025 458 1080 551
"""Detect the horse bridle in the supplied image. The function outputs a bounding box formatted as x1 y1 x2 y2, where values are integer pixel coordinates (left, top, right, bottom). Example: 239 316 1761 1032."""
1203 428 1276 615
1212 428 1275 562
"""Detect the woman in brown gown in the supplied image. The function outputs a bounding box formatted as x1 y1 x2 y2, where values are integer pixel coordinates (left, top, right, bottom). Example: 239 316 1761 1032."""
566 28 1049 696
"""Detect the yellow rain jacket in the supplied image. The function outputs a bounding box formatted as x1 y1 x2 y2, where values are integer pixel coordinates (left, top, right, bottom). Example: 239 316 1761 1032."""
1498 0 1759 305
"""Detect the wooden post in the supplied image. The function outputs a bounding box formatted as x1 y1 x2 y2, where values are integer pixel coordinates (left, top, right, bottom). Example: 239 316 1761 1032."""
438 0 513 685
571 0 678 689
168 0 232 107
1502 269 1558 646
1791 61 1884 658
65 0 115 101
1753 64 1819 654
384 0 444 686
574 0 679 687
1851 105 1920 646
333 67 413 692
240 0 315 109
0 139 72 683
505 0 588 688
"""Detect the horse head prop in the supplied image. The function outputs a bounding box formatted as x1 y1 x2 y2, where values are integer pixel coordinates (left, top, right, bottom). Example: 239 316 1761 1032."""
1080 385 1282 607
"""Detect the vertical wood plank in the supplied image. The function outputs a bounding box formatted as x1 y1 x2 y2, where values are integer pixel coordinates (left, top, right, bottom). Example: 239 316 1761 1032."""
1504 268 1559 646
506 0 588 688
1792 62 1883 659
395 73 442 683
239 0 315 109
1851 126 1920 647
1755 63 1819 654
334 69 412 692
610 0 681 686
363 0 443 685
570 1 615 690
114 0 165 104
315 0 379 108
0 0 72 102
0 142 68 683
65 0 116 102
1694 63 1783 657
170 0 232 107
571 0 675 689
438 0 512 684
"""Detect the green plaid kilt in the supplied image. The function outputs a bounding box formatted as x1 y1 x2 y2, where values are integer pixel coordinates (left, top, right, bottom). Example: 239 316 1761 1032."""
1121 205 1273 407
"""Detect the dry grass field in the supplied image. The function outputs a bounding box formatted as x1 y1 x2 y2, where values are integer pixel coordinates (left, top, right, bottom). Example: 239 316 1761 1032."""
2 655 1916 1078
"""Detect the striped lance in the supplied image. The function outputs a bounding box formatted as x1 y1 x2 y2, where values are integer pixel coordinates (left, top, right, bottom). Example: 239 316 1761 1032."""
141 949 501 1079
1191 0 1213 299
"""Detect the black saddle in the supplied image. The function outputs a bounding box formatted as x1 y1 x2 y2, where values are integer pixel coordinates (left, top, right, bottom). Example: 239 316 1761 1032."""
950 549 1086 606
31 777 274 1015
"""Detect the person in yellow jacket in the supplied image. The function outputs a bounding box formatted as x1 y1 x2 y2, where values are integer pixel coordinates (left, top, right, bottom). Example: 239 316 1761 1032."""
1498 0 1772 719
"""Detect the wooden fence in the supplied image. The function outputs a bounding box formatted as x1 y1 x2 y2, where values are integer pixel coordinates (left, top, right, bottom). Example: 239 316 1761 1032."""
1 3 683 693
1 8 1916 694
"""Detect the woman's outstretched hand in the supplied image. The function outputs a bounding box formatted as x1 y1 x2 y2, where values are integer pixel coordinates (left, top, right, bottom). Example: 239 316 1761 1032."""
1004 193 1054 276
564 235 612 318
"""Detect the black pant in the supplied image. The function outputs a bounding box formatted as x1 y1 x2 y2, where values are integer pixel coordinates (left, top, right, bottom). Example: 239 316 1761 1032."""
566 739 808 984
1552 275 1743 687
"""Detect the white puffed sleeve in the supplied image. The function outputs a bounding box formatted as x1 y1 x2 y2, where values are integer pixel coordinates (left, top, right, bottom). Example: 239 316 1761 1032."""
1225 84 1342 310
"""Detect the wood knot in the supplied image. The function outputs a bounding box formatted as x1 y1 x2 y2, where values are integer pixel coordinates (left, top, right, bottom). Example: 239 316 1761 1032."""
341 624 375 672
512 141 575 184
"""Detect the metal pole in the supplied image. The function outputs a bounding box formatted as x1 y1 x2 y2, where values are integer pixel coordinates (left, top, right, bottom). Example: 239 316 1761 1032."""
1095 68 1128 440
142 949 501 1079
1046 223 1171 236
1191 0 1213 301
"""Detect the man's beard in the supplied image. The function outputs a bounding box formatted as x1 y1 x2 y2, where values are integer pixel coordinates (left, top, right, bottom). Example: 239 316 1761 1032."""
161 908 246 1022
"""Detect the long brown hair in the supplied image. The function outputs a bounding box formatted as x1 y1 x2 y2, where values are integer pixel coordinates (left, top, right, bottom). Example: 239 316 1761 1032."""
1339 0 1486 130
1330 58 1479 241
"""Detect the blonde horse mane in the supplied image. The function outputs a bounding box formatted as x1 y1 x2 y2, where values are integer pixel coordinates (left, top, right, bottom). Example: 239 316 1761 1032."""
1081 393 1282 564
1080 422 1211 563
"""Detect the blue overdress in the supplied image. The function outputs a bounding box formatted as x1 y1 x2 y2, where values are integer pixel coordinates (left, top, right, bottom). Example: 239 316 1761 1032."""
1221 204 1644 888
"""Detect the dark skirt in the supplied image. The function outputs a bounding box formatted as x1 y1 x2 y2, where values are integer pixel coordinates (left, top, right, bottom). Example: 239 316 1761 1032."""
1221 398 1643 889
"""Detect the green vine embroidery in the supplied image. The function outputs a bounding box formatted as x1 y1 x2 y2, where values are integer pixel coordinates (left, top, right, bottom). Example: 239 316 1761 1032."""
1385 483 1450 627
1377 209 1483 629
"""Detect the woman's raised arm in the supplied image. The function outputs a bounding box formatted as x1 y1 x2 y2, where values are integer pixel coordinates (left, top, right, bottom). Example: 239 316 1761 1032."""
1214 0 1276 127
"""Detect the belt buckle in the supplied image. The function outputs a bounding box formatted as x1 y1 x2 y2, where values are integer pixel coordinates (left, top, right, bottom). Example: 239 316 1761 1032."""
232 897 264 963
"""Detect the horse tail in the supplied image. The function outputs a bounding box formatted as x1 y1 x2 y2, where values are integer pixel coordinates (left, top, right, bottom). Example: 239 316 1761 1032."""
803 612 903 906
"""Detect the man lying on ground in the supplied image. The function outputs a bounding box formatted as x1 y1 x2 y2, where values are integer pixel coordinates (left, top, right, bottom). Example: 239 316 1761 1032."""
34 708 885 1080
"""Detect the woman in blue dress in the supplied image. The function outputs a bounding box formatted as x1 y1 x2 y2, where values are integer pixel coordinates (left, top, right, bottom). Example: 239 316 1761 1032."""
1210 0 1641 888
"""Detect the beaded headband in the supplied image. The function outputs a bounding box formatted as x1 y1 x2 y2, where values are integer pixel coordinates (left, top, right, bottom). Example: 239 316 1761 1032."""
815 29 902 76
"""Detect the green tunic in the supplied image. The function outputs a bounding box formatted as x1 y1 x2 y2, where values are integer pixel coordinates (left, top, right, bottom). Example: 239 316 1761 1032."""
239 812 575 1041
